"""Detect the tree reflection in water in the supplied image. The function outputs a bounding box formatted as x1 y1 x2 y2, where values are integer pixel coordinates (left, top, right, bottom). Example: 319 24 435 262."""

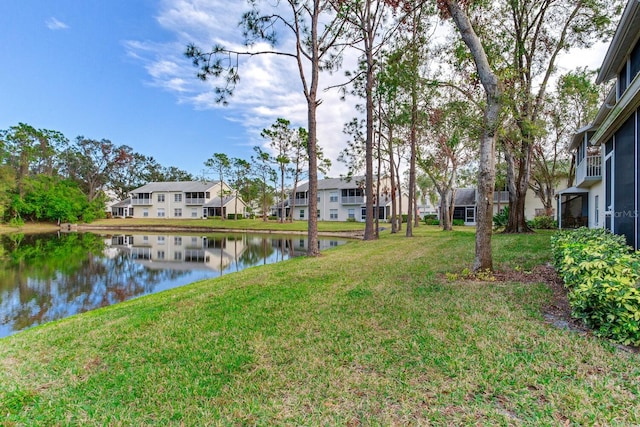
0 232 344 337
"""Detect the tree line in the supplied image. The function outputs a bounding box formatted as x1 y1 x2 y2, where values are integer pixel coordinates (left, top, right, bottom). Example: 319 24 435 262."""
0 123 194 224
186 0 620 269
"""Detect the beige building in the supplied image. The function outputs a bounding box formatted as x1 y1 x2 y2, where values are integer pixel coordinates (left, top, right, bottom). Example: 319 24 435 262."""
113 181 246 219
289 176 407 222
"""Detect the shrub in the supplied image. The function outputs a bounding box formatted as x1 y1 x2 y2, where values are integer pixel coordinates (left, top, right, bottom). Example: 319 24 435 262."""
401 214 408 224
493 206 509 229
529 215 557 229
424 219 440 226
551 228 640 346
268 215 278 221
227 214 244 220
452 219 465 226
346 217 356 223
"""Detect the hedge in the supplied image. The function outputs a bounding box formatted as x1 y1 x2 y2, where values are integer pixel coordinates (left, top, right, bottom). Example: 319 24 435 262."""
551 228 640 346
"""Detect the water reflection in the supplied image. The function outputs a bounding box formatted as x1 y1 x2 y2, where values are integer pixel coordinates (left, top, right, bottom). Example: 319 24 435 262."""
0 232 345 338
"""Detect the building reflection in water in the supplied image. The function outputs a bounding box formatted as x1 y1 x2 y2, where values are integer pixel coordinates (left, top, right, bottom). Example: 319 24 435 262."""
0 232 345 338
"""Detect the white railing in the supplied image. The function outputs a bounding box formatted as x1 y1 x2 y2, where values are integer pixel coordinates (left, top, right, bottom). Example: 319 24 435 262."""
576 155 602 185
132 198 152 205
185 198 205 205
341 196 364 205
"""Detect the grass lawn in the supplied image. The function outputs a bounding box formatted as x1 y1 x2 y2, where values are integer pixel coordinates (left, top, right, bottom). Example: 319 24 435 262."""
1 226 639 425
87 217 366 234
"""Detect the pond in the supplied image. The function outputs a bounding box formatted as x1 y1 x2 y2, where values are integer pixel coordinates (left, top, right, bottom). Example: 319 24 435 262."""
0 231 347 338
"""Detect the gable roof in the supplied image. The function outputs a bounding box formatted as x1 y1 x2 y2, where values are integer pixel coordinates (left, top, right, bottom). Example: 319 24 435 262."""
131 181 220 193
596 0 640 84
294 176 367 192
203 195 239 208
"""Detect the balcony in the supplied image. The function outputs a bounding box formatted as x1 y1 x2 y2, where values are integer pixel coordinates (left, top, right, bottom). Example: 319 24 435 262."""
290 197 308 206
341 196 364 205
132 198 152 206
185 198 205 205
576 155 602 188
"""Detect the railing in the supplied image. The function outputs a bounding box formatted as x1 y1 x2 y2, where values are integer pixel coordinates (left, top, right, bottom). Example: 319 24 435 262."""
131 198 152 206
290 198 309 206
341 196 364 205
576 155 602 186
185 198 205 205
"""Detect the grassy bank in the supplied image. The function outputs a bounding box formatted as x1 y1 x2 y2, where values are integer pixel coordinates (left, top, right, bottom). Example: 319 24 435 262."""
86 218 366 233
2 227 639 425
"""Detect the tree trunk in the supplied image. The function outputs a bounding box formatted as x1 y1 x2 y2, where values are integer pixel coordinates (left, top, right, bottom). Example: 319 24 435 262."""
440 189 453 231
363 29 376 241
445 0 501 272
305 4 320 257
504 145 533 233
389 133 398 234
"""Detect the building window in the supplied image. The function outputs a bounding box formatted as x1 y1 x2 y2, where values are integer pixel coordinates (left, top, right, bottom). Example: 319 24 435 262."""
300 209 305 219
317 209 320 218
192 208 199 218
594 195 600 227
175 194 182 202
174 252 183 261
157 250 165 260
205 192 210 199
174 208 182 217
330 209 338 220
157 194 165 203
157 236 165 244
143 208 149 217
348 208 355 219
330 191 338 202
157 208 165 217
174 236 182 246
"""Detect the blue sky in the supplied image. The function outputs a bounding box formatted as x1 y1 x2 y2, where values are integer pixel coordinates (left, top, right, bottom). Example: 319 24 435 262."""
0 0 356 178
0 1 607 179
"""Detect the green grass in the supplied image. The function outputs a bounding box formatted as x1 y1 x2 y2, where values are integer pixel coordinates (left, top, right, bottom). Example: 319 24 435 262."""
88 217 366 233
1 227 639 425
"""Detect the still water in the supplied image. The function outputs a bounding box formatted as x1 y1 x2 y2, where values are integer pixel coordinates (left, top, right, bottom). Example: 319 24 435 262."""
0 231 346 338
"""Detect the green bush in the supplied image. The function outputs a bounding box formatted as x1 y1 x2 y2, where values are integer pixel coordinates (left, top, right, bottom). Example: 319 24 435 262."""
346 217 356 223
227 214 244 220
551 228 640 346
452 219 465 226
424 219 440 225
529 215 557 229
493 206 509 229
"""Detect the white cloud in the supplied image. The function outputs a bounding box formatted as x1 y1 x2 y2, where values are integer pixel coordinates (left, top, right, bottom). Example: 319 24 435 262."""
46 17 69 30
125 0 358 176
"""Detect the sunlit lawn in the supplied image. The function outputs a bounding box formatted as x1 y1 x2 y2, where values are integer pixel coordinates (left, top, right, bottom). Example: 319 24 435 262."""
88 217 366 233
1 226 639 425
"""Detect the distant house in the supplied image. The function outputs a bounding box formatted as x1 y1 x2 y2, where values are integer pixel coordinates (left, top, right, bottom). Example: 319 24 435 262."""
288 176 407 222
113 181 246 219
452 188 549 226
557 0 640 249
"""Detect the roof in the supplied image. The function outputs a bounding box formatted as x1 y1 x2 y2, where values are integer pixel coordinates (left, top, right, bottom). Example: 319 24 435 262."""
203 195 238 208
294 176 366 192
131 181 220 193
111 198 132 208
454 188 477 206
557 186 589 195
596 0 640 84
